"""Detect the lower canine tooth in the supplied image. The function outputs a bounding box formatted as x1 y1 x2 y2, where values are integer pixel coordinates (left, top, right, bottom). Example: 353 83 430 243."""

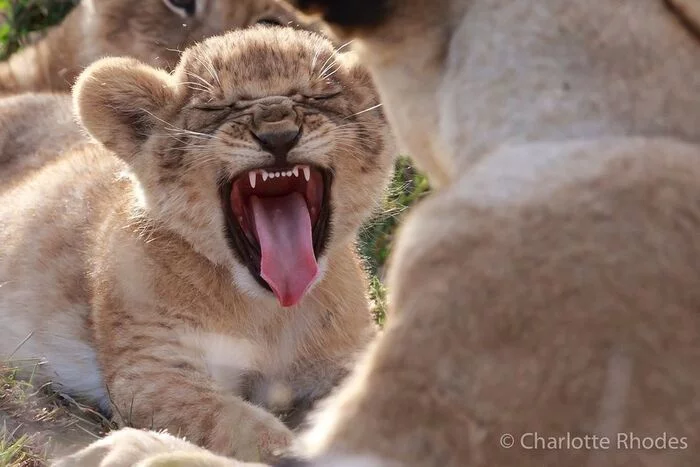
303 166 311 181
249 171 257 188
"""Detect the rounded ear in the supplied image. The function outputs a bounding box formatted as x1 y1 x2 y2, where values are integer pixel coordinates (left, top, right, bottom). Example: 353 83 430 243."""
73 57 176 157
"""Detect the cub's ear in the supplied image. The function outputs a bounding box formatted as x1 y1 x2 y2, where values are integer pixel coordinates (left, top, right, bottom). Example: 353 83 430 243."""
73 57 176 156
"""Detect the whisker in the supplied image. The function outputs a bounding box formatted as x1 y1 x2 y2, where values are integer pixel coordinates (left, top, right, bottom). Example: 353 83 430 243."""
316 40 354 80
169 130 220 141
333 143 371 159
184 71 216 91
162 125 221 141
317 54 337 80
205 55 223 89
319 62 342 81
335 40 355 53
310 43 323 77
179 81 215 94
191 54 222 90
343 103 383 120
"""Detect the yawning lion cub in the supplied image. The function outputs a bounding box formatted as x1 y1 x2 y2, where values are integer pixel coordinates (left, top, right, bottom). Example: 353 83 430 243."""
0 26 393 463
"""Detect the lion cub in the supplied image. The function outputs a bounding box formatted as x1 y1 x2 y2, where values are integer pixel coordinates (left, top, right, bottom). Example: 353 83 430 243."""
0 26 393 463
0 0 321 95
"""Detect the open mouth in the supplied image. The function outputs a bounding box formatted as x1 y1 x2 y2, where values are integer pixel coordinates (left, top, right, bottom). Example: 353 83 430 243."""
220 165 332 307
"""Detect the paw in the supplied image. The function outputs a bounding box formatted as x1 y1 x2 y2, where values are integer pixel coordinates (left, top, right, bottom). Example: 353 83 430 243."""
222 407 295 463
52 428 208 467
136 451 265 467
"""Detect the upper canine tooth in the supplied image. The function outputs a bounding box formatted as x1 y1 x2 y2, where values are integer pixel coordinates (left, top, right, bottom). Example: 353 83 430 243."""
292 167 299 177
262 171 269 182
303 166 311 181
249 171 257 189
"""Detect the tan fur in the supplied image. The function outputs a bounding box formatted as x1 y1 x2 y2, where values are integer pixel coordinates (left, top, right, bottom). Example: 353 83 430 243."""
667 0 700 35
0 27 393 464
52 428 260 467
277 1 700 466
0 92 86 189
0 0 327 95
55 0 700 466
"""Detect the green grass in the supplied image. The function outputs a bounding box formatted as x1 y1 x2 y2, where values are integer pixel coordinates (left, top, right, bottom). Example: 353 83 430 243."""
1 362 114 466
0 1 429 464
0 433 42 467
0 0 78 60
362 158 431 324
1 365 51 467
1 368 44 467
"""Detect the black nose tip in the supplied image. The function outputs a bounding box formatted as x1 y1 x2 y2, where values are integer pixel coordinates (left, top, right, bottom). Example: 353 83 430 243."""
253 128 302 163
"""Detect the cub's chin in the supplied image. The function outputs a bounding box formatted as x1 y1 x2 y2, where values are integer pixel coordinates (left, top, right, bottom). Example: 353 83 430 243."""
220 163 333 307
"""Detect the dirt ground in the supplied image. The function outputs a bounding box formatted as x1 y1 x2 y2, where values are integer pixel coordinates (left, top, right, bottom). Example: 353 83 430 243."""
1 363 112 466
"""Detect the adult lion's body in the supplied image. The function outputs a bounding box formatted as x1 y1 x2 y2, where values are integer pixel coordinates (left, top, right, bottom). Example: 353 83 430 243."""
278 1 700 465
0 26 393 463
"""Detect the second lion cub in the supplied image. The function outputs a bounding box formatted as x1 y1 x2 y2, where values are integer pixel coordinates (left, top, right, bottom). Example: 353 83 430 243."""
0 0 319 95
0 27 393 462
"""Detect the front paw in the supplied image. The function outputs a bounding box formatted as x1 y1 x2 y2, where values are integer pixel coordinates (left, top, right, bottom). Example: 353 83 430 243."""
221 406 295 463
136 451 266 467
51 428 207 467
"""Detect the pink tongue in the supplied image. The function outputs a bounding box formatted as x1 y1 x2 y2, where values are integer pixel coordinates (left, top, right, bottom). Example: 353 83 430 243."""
250 193 319 307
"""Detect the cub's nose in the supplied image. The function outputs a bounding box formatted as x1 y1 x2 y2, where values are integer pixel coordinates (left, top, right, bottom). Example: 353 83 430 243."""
251 99 302 163
252 127 302 162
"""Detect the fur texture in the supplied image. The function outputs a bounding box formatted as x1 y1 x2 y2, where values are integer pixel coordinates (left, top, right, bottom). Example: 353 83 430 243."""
0 93 85 189
278 1 700 466
56 0 700 465
0 0 327 95
0 26 393 463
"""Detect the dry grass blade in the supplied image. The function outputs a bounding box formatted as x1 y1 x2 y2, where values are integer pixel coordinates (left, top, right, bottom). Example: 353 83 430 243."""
0 362 114 466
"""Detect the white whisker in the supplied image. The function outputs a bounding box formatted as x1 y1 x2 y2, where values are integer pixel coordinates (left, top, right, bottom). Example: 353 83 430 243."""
184 71 216 91
343 103 383 120
319 62 342 81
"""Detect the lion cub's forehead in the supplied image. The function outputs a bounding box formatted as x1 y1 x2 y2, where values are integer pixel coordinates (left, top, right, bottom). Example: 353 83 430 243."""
177 27 343 98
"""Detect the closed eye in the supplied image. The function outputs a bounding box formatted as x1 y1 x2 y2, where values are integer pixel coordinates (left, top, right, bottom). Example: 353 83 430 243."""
303 92 341 101
193 104 234 111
